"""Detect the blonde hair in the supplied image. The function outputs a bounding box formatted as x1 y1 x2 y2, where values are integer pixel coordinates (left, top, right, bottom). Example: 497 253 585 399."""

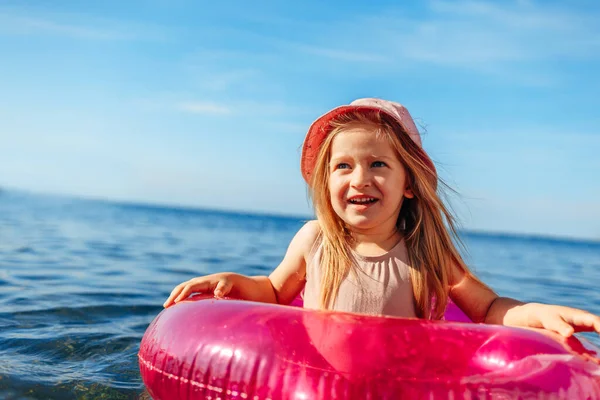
309 110 486 319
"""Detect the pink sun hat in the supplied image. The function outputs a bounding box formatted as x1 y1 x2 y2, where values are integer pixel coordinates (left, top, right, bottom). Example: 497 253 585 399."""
301 98 436 184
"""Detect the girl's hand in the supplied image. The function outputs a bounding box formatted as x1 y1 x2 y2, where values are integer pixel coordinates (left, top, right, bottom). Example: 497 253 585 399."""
163 273 234 308
517 303 600 337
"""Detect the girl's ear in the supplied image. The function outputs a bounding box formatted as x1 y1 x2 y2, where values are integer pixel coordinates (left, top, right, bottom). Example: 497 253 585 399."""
404 186 415 199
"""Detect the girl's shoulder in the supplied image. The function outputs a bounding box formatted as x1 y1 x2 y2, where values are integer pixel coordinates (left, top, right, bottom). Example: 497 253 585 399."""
301 219 321 236
298 219 322 243
293 220 322 258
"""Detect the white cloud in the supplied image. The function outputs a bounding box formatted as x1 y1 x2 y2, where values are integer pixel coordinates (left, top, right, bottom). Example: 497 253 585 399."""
192 69 260 92
0 6 166 41
430 0 582 31
258 1 600 83
180 49 288 96
173 98 312 118
176 101 232 115
421 0 600 60
0 15 125 40
358 2 599 79
297 45 388 63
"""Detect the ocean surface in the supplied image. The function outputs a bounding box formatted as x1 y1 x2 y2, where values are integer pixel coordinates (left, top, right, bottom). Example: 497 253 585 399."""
0 190 599 399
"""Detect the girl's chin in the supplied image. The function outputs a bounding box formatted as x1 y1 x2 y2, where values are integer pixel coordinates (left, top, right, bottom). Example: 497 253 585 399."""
342 216 379 230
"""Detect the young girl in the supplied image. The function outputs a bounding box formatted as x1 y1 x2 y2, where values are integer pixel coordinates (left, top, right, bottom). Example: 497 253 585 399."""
164 98 600 337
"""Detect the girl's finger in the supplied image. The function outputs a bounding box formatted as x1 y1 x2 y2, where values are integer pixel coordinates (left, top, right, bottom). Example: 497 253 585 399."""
563 312 600 334
214 279 232 298
163 294 177 308
543 317 574 337
163 284 186 308
173 279 214 303
173 284 193 303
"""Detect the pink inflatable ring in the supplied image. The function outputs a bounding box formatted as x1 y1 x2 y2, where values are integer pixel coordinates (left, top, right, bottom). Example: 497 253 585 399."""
139 295 600 399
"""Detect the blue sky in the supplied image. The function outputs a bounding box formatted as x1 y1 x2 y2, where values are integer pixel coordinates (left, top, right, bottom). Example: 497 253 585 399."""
0 0 599 240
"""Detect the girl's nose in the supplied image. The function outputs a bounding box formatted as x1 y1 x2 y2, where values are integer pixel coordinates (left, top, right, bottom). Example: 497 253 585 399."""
350 166 371 188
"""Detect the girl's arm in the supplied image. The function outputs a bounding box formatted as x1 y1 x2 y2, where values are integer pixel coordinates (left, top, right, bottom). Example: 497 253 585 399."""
163 220 319 308
447 266 497 324
268 219 320 305
448 265 600 336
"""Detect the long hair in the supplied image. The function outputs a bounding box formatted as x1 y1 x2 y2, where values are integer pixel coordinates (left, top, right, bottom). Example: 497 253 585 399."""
309 110 487 319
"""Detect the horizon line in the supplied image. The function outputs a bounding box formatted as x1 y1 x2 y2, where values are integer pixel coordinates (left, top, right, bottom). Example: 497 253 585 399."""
2 185 599 246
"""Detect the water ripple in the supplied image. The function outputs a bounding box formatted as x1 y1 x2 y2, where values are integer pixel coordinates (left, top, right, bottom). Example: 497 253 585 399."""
1 191 598 399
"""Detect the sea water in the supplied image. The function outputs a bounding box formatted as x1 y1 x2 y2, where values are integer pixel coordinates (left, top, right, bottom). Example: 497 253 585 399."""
1 190 599 399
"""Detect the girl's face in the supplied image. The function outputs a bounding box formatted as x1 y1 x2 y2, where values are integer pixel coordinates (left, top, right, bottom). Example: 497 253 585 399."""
328 127 414 235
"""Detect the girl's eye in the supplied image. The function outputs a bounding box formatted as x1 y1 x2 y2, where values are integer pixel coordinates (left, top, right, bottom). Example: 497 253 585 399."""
372 161 387 168
336 163 350 170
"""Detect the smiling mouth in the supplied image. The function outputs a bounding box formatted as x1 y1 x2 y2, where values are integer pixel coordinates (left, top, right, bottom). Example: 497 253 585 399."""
348 197 378 204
